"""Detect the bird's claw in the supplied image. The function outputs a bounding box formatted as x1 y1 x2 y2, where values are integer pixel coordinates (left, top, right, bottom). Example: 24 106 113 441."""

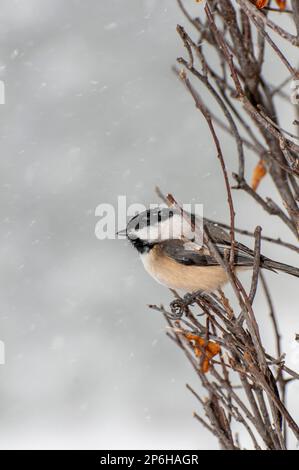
169 291 202 319
169 299 185 319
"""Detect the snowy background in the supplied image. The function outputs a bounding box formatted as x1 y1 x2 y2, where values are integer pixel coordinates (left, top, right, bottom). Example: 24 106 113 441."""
0 0 298 450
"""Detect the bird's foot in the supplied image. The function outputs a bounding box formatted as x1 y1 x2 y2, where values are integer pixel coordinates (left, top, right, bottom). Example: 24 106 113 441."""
169 291 203 319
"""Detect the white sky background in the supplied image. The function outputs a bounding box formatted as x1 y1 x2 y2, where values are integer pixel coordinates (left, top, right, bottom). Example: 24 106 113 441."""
0 0 298 450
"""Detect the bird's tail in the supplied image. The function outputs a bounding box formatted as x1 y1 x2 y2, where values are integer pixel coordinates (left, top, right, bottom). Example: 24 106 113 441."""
262 258 299 278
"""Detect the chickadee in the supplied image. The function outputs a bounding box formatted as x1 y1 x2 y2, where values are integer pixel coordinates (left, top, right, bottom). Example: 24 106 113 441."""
119 207 299 293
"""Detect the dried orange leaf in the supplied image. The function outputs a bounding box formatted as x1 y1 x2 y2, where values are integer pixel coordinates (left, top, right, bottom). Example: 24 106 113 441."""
185 332 203 343
206 342 221 356
201 358 210 374
185 332 221 372
275 0 287 10
253 0 286 9
254 0 269 8
251 159 267 191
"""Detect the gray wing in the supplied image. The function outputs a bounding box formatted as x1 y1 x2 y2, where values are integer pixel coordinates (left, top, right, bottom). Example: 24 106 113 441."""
203 218 231 244
162 239 255 267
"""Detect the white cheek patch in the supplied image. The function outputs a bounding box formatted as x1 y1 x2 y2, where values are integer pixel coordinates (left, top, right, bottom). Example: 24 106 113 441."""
131 214 200 242
129 222 163 241
163 215 191 240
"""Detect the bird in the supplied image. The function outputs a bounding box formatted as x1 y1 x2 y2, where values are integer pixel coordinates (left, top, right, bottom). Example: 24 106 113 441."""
119 206 299 293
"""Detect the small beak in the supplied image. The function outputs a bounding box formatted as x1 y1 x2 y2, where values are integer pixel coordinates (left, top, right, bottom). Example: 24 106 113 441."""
116 228 127 238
